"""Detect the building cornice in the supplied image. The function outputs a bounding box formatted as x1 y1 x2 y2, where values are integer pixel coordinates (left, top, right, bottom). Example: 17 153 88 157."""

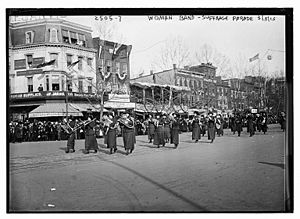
10 18 92 33
10 43 97 53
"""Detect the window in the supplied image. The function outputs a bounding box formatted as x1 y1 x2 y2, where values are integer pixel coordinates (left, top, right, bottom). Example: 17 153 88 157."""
106 60 112 72
26 55 33 68
194 80 197 89
50 28 58 43
25 31 34 44
50 53 58 68
45 75 50 91
70 31 78 44
52 75 60 91
87 58 92 67
61 76 65 91
67 54 72 66
78 57 83 70
116 62 120 74
88 79 92 93
27 77 33 92
179 77 182 86
78 79 83 92
184 79 187 87
78 34 86 47
62 30 70 43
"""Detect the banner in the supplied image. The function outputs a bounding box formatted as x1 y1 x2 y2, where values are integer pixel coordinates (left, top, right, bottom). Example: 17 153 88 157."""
14 59 26 70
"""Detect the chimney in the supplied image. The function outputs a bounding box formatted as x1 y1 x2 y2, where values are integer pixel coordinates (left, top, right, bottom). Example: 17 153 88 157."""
150 70 153 75
173 64 177 69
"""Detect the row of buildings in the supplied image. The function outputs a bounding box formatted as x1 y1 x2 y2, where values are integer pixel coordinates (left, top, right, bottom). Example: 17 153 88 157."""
8 16 285 121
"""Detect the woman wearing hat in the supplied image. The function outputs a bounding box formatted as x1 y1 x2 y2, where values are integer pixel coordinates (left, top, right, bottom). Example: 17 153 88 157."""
153 114 165 148
146 115 155 143
170 113 180 148
120 111 136 155
191 112 201 143
207 113 216 143
83 115 98 154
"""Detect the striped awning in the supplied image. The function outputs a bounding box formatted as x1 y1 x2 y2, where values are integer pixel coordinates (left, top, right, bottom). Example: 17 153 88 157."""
29 103 83 118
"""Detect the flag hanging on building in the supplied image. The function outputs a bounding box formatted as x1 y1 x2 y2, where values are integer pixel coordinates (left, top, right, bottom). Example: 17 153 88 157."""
36 59 56 68
249 53 259 62
67 60 80 69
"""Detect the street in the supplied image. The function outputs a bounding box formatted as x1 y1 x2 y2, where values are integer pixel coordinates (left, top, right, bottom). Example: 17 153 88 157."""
9 124 286 212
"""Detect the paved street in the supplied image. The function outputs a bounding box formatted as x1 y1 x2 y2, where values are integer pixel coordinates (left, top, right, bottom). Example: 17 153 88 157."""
9 124 286 212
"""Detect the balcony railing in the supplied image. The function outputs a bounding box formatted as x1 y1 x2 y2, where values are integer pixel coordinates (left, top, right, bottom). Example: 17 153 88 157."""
10 91 98 100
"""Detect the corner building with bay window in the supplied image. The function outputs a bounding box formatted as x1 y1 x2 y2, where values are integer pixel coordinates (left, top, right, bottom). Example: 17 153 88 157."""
9 17 98 120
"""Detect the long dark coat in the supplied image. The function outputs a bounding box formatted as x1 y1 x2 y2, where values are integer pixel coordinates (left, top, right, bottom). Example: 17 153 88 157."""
207 119 216 140
235 116 243 133
67 120 75 150
85 121 98 150
261 116 268 133
122 117 136 150
106 120 117 149
154 120 165 146
147 120 155 140
192 119 201 140
230 117 236 132
164 120 171 140
247 115 255 136
170 119 180 145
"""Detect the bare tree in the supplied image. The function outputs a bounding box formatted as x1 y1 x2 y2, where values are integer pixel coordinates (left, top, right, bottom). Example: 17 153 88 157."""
195 44 231 78
152 36 191 71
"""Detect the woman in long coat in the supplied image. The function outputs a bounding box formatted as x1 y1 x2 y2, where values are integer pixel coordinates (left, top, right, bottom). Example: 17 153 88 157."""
83 116 98 154
147 115 155 143
207 114 216 143
235 114 243 137
121 113 136 155
247 114 255 137
191 113 201 143
106 114 118 154
163 115 171 143
170 113 180 148
153 115 165 148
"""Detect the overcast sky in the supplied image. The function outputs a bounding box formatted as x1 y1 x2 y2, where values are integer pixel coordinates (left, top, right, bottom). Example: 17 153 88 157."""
67 15 285 78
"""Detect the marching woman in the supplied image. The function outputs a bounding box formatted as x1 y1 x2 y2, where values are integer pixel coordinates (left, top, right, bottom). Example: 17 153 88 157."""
216 115 222 137
191 112 201 143
147 115 155 143
170 113 180 148
261 113 268 134
235 113 243 137
65 116 76 153
153 114 165 148
163 114 171 143
83 116 98 154
247 113 255 137
120 112 136 155
207 113 216 143
105 113 118 154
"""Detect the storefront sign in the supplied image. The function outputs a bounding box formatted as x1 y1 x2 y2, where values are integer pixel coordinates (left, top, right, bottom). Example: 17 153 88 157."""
17 69 43 76
104 101 135 109
14 59 26 70
251 108 258 114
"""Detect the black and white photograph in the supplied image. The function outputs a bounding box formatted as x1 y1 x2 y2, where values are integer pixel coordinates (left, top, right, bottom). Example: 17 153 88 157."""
6 8 293 213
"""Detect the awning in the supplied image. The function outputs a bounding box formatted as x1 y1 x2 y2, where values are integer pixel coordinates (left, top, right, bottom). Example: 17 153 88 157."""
29 103 83 118
104 101 135 109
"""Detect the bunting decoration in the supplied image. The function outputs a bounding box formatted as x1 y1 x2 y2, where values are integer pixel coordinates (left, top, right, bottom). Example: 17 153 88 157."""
249 53 259 62
36 59 56 68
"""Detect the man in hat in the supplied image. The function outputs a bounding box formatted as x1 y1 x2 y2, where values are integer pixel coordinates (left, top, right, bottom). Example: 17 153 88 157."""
191 112 201 143
66 116 76 153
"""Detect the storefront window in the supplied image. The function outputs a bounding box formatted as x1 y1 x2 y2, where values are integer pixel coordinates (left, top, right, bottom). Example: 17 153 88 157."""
27 77 33 92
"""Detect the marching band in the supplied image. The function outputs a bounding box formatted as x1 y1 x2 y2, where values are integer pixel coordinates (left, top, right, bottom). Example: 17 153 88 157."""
10 109 273 156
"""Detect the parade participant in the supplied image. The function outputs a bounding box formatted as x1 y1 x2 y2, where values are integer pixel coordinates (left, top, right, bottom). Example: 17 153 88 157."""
216 115 222 137
256 114 262 132
32 120 38 141
153 114 165 148
65 116 76 153
235 113 243 137
200 115 207 137
261 113 268 134
191 112 201 143
163 113 171 143
147 115 155 143
119 111 136 155
279 112 286 131
247 113 255 137
15 122 23 143
170 113 180 148
83 116 98 154
207 113 216 143
105 113 118 154
229 114 236 134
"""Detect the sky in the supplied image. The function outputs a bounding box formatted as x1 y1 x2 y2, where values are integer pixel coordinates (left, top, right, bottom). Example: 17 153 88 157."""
67 15 285 79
